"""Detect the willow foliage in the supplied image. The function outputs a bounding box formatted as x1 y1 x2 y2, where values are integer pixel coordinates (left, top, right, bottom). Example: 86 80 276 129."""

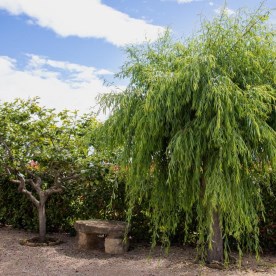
99 9 276 261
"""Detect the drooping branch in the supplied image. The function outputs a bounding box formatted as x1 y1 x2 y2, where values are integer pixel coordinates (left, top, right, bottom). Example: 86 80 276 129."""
229 4 268 52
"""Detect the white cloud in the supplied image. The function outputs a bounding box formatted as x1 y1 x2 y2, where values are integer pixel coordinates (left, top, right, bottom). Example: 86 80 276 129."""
26 54 113 83
209 2 214 6
0 55 122 119
0 0 164 46
215 7 235 16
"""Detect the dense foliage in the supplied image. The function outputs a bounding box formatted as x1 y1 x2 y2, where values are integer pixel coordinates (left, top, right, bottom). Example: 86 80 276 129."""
99 9 276 262
0 161 151 242
0 98 100 241
0 166 126 234
0 99 148 241
0 8 275 260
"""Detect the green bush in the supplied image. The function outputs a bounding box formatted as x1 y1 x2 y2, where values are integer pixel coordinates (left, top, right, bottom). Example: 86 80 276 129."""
0 164 125 232
0 165 151 241
0 169 274 249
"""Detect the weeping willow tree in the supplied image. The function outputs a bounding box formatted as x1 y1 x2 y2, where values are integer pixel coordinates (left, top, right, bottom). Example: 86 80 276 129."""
99 8 276 263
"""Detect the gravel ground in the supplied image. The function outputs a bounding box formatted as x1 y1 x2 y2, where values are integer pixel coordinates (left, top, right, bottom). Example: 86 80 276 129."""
0 226 275 276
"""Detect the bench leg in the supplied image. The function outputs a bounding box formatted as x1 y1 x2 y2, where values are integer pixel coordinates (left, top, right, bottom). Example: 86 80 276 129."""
78 232 104 250
104 237 129 254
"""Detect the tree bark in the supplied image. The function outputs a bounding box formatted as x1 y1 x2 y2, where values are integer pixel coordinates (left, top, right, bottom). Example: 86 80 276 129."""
200 164 223 264
206 210 223 263
38 198 46 243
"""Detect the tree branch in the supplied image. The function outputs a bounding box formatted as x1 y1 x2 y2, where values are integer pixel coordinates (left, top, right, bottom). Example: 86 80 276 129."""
11 174 39 208
29 179 41 193
5 166 12 176
0 138 14 162
229 5 268 52
10 179 21 184
21 188 40 208
45 186 63 197
60 174 80 181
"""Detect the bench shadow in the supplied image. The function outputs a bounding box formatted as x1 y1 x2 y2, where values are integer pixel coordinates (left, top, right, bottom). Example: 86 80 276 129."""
53 234 195 264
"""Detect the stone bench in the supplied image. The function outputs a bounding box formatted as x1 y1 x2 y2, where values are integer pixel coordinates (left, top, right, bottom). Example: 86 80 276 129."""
74 219 129 254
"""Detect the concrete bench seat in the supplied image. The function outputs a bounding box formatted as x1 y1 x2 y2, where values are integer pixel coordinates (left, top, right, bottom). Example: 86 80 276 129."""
74 219 129 254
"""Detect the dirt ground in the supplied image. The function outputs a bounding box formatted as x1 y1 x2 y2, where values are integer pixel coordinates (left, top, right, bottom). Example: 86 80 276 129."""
0 226 275 276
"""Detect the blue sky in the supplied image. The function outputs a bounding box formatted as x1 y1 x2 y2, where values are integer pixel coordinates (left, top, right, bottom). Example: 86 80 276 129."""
0 0 275 118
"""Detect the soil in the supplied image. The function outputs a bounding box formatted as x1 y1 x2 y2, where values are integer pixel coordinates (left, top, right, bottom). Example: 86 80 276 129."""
0 226 275 276
19 236 62 247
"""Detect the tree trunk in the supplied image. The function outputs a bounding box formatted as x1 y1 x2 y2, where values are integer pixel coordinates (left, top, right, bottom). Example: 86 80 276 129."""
38 202 46 242
206 210 223 263
200 166 223 264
